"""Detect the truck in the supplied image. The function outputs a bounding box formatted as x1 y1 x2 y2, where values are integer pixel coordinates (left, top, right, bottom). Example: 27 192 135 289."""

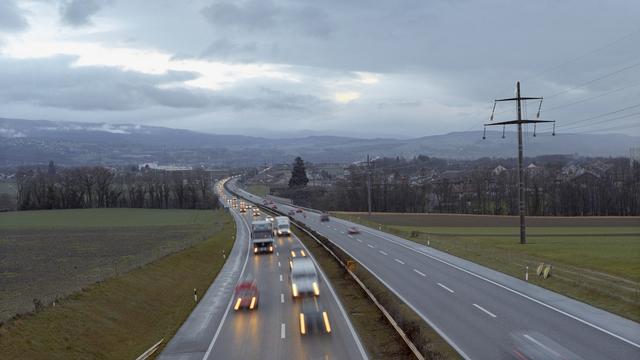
275 216 291 236
251 220 275 254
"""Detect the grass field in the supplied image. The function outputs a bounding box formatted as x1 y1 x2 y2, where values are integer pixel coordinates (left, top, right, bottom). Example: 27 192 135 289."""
246 184 269 197
0 208 225 321
0 208 213 229
0 208 235 359
333 212 640 322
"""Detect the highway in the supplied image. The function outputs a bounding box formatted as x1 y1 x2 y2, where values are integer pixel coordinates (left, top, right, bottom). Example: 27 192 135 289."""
159 179 367 360
230 179 640 360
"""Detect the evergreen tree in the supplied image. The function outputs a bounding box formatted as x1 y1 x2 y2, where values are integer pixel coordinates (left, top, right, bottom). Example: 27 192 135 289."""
289 157 309 188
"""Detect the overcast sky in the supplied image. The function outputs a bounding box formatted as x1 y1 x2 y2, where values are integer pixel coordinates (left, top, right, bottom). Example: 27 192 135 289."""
1 0 639 138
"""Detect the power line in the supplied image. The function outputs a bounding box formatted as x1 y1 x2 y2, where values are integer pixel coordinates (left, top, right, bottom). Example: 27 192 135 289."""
545 82 640 113
546 59 640 99
557 102 640 128
569 121 640 134
558 111 640 131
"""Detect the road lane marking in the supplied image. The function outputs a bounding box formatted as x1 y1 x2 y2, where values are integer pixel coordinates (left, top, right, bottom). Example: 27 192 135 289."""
413 269 426 277
437 283 454 293
348 223 640 350
279 274 283 282
394 258 405 265
379 250 388 256
281 323 286 339
347 235 353 238
357 239 363 243
278 261 281 267
473 303 496 318
281 293 284 303
276 251 279 256
523 334 561 357
367 244 375 248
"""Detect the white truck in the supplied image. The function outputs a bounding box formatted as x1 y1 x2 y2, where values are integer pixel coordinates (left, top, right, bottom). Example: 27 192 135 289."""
275 216 291 236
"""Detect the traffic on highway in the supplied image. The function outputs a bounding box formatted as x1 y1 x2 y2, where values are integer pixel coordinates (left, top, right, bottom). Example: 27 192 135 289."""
227 177 640 360
160 178 367 360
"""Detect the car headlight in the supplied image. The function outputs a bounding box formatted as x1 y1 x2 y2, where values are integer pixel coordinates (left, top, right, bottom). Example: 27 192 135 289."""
249 296 257 310
234 298 242 311
269 246 273 252
312 282 320 296
292 283 298 297
254 247 258 253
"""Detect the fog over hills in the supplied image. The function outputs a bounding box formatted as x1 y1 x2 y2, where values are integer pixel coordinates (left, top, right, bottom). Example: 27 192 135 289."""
1 118 637 167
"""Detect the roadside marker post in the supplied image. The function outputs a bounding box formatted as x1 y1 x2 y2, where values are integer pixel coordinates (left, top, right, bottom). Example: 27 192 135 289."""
194 288 198 302
525 266 529 281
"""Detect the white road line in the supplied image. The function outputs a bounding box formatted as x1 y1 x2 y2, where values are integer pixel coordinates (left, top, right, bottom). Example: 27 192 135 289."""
473 303 496 318
276 251 279 256
278 261 281 267
279 274 283 282
350 223 640 350
281 293 284 303
394 258 405 265
347 235 353 238
438 283 454 293
413 269 426 277
367 244 375 248
357 239 363 243
281 323 286 339
524 334 561 357
379 250 388 256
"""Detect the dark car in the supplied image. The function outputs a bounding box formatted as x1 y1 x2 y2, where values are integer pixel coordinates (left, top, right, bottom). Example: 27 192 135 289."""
320 213 330 222
347 227 360 234
299 297 331 335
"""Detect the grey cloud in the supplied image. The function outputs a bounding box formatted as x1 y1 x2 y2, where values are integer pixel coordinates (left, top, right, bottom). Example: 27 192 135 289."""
201 0 332 38
200 38 257 59
59 0 112 27
0 0 29 32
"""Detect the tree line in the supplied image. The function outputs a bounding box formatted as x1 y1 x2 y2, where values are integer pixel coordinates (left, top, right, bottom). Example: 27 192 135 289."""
15 163 218 211
274 155 640 216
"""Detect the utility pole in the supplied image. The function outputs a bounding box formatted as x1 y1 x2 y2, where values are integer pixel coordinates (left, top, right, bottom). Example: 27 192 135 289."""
484 81 554 244
366 154 372 216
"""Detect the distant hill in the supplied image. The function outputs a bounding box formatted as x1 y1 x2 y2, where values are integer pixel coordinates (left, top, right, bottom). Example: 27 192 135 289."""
1 118 637 167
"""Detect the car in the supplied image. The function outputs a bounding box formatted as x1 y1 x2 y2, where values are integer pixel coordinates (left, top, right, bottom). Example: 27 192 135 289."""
272 204 278 210
299 297 331 335
290 257 320 298
262 200 268 205
320 213 330 222
295 208 303 213
288 246 307 269
233 280 259 311
265 216 274 223
347 227 360 234
252 208 260 217
288 210 296 216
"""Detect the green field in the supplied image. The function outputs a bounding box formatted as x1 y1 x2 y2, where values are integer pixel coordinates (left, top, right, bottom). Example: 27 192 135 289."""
0 208 235 359
334 212 640 322
246 184 270 197
0 208 213 229
0 208 226 322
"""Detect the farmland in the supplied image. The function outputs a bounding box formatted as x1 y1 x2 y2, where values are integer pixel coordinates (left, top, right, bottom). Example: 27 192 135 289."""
0 208 235 359
333 212 640 322
0 208 225 321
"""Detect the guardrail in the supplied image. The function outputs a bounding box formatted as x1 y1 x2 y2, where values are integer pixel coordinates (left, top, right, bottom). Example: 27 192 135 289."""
135 338 163 360
225 182 427 360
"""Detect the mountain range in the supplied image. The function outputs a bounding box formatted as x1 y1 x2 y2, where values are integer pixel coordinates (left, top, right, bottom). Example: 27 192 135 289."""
1 118 638 168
